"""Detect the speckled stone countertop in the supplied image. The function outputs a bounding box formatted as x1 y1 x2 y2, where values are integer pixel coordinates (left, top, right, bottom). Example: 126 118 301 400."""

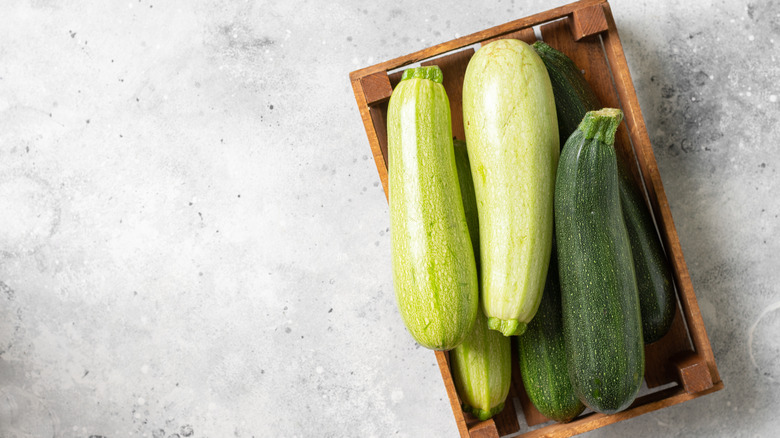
1 0 778 437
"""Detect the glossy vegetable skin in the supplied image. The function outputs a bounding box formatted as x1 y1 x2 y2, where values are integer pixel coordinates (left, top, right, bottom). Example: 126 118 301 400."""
517 240 585 422
555 109 644 414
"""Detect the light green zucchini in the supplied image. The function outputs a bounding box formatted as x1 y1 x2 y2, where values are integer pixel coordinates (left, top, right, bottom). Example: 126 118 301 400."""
387 66 479 350
462 39 559 336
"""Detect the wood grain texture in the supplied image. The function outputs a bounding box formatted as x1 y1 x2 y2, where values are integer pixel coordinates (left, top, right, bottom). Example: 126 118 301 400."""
492 395 520 436
483 27 537 45
470 421 501 438
644 303 692 388
601 2 721 386
360 71 393 106
421 48 475 141
570 4 609 41
673 351 714 394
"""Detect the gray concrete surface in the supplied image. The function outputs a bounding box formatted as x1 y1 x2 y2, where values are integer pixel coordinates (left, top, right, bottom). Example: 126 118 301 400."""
0 0 777 437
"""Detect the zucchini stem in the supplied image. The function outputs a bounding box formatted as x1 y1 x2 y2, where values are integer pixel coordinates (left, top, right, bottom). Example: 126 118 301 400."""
578 108 623 145
400 65 444 83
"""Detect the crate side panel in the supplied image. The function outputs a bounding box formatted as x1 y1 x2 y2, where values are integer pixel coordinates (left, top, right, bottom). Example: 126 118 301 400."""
644 303 693 387
483 27 537 45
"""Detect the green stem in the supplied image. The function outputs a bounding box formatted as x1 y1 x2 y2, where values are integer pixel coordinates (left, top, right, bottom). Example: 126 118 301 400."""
400 65 444 83
578 108 623 145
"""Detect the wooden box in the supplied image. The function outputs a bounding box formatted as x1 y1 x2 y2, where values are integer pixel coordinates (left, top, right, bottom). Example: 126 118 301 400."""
349 0 723 436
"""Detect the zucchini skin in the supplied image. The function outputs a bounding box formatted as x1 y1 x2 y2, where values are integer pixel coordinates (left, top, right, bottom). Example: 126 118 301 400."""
462 39 559 337
388 66 479 351
450 138 511 421
453 139 480 271
451 303 512 421
618 170 676 343
517 240 585 423
555 109 644 414
533 41 675 344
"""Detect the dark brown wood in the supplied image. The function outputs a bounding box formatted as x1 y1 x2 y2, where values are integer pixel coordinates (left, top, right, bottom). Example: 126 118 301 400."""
493 396 521 436
673 351 714 394
351 1 723 436
644 303 692 388
570 4 609 41
421 48 475 141
601 2 721 386
483 27 537 45
360 72 393 106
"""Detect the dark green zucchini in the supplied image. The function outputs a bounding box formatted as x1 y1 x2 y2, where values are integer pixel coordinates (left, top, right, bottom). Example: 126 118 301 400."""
517 239 585 422
533 41 675 344
555 108 644 414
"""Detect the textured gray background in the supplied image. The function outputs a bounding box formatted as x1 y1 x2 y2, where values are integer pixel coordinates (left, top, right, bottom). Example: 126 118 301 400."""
0 0 778 437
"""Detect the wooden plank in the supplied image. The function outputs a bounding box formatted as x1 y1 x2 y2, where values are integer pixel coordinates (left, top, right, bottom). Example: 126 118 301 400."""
470 420 500 438
349 0 607 82
436 351 471 437
600 2 721 386
421 48 475 141
493 395 521 436
367 103 389 200
672 351 714 394
570 4 608 41
360 71 393 106
350 77 389 200
518 381 723 438
645 303 692 388
483 27 537 45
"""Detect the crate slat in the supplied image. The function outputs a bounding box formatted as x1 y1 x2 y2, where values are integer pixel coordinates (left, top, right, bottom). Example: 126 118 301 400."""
483 27 537 46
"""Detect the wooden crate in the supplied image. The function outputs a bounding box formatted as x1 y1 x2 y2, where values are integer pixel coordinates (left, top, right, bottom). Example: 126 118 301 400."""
349 0 723 436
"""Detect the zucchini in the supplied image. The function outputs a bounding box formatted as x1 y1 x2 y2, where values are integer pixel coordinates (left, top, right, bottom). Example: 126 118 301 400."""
453 139 480 271
451 302 512 421
462 39 559 336
517 240 585 423
555 108 644 414
533 41 675 344
451 137 511 421
387 66 479 351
